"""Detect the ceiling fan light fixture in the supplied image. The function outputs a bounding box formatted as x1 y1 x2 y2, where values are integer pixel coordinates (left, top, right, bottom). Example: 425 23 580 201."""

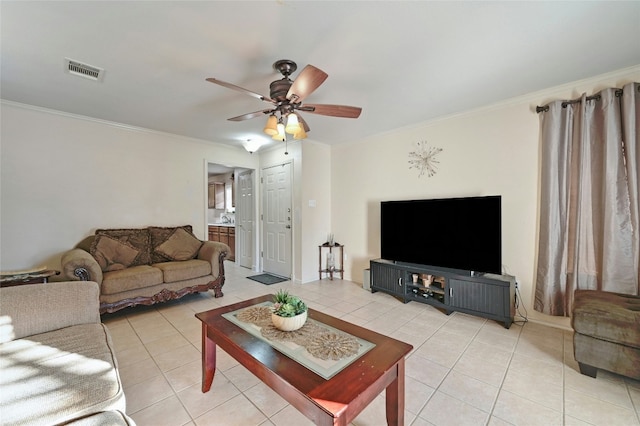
263 114 278 136
285 113 301 135
293 126 307 140
272 122 286 141
206 60 361 144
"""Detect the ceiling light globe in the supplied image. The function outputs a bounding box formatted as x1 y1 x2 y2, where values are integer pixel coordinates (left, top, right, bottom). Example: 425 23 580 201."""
263 115 278 136
293 127 307 140
285 113 301 135
272 122 286 141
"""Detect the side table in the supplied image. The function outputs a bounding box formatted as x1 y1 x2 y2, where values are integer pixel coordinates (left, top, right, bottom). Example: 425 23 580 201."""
0 269 60 287
318 243 344 280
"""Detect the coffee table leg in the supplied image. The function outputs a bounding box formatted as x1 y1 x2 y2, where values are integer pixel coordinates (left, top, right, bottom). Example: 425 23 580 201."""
385 358 405 426
201 324 217 392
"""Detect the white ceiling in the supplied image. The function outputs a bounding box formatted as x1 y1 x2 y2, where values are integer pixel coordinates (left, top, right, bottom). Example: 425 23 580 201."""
2 1 639 152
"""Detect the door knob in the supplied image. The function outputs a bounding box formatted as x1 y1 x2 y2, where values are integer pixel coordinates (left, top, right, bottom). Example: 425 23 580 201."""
286 225 291 229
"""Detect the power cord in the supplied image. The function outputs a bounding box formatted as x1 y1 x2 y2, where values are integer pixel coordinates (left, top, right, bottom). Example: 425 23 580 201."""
513 280 529 325
502 265 528 325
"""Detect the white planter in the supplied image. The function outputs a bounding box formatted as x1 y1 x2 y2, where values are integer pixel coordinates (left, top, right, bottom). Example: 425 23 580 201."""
271 311 307 331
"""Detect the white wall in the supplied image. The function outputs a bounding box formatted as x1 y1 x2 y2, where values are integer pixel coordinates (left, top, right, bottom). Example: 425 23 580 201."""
330 66 640 329
0 102 259 271
301 141 331 283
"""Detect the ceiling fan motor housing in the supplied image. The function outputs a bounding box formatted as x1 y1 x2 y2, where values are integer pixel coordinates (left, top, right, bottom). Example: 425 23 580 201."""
270 78 293 102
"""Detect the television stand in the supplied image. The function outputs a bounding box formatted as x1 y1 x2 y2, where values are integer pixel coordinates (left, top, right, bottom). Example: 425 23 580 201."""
369 259 515 328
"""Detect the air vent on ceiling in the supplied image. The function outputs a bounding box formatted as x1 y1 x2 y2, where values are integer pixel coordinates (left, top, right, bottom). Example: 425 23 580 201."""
64 58 104 82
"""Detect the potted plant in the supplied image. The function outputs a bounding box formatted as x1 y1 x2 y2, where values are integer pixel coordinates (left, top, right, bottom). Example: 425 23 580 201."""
271 290 308 331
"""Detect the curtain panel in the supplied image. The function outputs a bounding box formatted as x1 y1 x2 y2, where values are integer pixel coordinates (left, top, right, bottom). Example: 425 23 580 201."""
534 82 639 317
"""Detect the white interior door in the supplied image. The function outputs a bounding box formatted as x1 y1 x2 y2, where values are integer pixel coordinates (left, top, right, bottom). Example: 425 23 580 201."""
262 163 292 278
237 170 254 269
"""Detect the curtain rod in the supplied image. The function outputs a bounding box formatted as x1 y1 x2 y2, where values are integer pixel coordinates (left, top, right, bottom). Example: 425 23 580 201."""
536 88 624 113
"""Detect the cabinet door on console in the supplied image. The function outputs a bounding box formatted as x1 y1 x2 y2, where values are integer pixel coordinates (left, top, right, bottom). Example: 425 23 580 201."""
449 278 508 317
370 261 406 298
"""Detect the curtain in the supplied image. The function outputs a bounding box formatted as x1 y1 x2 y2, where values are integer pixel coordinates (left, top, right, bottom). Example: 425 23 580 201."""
534 82 639 316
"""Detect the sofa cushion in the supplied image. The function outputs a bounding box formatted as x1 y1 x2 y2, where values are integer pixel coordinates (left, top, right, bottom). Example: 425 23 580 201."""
95 227 152 266
153 259 212 282
91 235 140 272
148 225 194 263
99 276 214 305
154 227 203 261
0 323 124 426
572 290 640 348
101 265 163 295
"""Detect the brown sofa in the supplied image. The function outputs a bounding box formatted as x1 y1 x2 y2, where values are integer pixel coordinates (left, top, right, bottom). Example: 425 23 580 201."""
572 289 640 380
61 225 229 314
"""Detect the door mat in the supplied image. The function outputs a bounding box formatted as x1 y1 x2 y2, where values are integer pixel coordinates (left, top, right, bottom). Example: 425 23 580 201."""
247 274 288 285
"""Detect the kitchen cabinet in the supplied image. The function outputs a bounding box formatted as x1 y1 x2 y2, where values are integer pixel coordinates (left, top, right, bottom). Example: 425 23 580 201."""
208 225 235 261
226 180 235 209
229 227 235 260
208 182 225 209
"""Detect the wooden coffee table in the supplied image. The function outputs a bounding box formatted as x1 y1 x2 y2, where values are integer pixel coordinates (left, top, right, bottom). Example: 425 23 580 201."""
195 295 413 426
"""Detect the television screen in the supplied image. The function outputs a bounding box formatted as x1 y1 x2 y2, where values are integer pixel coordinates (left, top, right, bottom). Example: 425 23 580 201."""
380 196 501 274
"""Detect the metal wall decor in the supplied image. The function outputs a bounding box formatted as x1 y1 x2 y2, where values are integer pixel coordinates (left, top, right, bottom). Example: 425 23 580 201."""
408 141 442 178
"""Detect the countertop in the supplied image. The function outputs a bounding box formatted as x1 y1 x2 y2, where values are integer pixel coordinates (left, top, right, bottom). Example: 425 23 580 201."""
208 223 235 227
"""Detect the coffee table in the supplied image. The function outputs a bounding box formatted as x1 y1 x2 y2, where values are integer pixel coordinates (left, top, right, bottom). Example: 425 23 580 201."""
195 295 413 426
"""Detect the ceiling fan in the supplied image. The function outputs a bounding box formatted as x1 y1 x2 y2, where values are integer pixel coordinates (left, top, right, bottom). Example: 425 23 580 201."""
206 59 362 141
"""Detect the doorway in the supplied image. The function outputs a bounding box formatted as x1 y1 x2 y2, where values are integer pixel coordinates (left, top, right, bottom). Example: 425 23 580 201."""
207 163 254 269
262 162 292 278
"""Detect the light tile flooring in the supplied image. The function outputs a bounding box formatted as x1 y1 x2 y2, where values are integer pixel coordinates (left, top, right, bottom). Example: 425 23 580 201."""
103 261 640 426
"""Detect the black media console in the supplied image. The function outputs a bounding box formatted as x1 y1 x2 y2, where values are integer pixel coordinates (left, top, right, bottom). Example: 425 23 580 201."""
369 259 516 328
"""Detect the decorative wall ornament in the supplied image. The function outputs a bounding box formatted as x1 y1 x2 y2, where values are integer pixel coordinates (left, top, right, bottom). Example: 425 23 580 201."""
408 141 442 178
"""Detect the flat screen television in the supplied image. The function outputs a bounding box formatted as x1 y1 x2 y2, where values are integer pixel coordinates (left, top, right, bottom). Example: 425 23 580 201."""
380 195 502 275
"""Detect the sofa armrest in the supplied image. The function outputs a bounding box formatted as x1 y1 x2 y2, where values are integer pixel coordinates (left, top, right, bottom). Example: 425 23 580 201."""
198 241 229 277
0 281 101 341
61 248 103 284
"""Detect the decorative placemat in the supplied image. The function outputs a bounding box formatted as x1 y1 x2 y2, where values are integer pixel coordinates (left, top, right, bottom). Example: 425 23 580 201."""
223 302 375 379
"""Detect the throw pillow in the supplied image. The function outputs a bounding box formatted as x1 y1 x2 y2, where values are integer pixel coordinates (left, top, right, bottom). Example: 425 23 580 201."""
154 228 203 261
75 235 95 253
90 234 140 272
95 228 151 266
148 225 194 263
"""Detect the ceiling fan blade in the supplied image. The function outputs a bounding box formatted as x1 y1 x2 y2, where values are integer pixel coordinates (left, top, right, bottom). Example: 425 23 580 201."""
302 104 362 119
206 78 274 103
286 65 328 103
227 109 274 121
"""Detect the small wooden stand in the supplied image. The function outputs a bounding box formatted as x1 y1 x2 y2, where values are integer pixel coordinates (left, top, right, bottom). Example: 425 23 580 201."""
0 269 60 287
318 243 344 280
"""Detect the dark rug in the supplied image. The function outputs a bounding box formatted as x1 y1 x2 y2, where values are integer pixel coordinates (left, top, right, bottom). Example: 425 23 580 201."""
247 273 288 285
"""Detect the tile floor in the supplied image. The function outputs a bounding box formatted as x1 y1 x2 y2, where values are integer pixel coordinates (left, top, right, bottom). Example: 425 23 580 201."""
103 261 640 426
